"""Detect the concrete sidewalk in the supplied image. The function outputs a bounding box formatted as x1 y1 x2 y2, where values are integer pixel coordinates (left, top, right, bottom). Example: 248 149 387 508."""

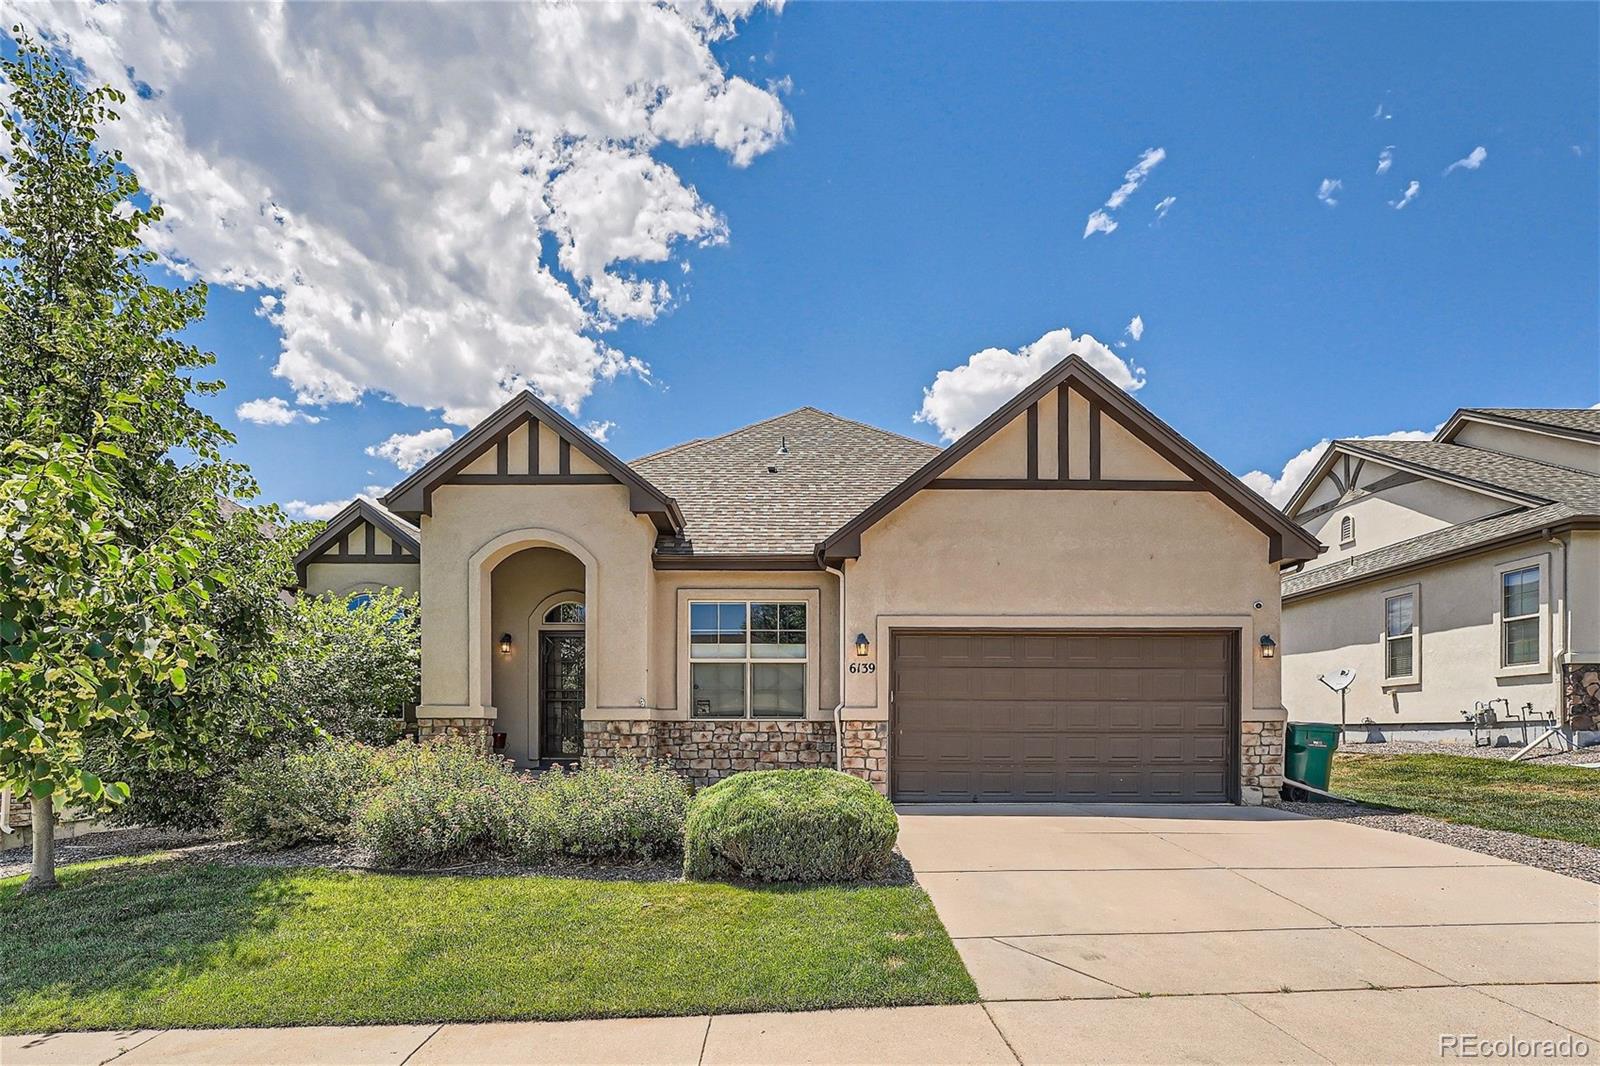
8 987 1599 1065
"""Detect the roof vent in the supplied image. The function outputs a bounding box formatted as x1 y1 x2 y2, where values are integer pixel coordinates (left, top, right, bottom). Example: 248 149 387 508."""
777 435 790 456
767 464 779 474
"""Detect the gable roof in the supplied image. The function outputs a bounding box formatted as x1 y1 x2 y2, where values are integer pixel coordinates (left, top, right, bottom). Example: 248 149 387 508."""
293 497 420 587
380 390 683 532
1281 412 1600 600
1441 407 1600 442
1330 439 1598 509
633 407 939 558
816 355 1323 565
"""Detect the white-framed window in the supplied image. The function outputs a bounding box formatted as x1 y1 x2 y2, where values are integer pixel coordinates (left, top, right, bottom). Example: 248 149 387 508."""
1381 583 1420 685
689 600 807 718
1495 555 1549 675
1340 515 1355 547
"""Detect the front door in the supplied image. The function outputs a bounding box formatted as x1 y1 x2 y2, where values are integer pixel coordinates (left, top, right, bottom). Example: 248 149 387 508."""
539 631 585 761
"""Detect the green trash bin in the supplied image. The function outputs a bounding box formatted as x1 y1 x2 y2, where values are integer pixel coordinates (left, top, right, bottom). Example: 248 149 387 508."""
1284 722 1341 795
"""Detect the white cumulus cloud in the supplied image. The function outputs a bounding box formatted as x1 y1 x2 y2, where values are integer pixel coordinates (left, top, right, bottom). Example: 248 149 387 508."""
1444 146 1487 175
366 428 458 472
914 327 1144 443
1376 147 1394 175
1316 178 1342 207
1152 195 1176 221
582 419 616 443
1390 180 1421 210
1240 427 1439 508
1125 315 1144 342
1083 147 1166 238
12 2 789 427
235 396 321 425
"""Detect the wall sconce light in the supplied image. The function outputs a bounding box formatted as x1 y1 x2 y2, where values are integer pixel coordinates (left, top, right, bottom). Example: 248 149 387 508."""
499 633 514 656
1259 634 1277 659
854 633 871 658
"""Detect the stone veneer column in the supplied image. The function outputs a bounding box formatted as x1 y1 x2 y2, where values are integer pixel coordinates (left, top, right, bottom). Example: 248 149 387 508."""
840 720 889 794
417 717 494 750
1239 720 1285 806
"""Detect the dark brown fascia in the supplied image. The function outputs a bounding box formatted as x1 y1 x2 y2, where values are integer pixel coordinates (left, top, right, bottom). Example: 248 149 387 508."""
816 354 1323 565
1439 408 1600 445
379 391 684 533
292 498 420 588
1282 515 1600 604
653 553 823 571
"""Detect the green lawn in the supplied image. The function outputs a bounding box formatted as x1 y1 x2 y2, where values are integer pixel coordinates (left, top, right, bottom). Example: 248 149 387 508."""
0 855 976 1034
1331 752 1600 847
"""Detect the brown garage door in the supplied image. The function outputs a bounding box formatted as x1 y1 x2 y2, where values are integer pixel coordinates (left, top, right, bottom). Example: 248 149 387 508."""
891 631 1237 803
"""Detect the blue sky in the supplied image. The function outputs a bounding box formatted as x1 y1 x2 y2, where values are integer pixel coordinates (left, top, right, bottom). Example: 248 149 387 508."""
28 2 1597 516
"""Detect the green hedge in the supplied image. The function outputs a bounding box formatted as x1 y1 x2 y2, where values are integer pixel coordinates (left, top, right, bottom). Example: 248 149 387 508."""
683 769 898 883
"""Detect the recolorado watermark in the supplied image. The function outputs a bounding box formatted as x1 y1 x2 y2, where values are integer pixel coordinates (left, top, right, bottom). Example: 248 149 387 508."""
1440 1033 1591 1059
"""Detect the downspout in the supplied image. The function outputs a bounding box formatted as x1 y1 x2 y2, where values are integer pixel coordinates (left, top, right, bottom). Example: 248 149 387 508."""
824 559 847 772
0 786 12 835
1549 531 1570 727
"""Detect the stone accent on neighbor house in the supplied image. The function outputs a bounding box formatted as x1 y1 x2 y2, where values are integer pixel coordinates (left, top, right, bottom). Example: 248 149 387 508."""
582 718 890 792
1240 720 1286 806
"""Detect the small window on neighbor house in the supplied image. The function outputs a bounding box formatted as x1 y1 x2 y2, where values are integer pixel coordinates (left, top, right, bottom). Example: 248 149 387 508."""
1340 515 1355 546
689 601 806 719
543 601 585 625
1501 566 1540 667
1383 589 1417 682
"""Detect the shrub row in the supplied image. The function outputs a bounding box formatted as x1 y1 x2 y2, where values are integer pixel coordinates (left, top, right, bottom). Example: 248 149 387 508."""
224 742 899 882
222 740 689 867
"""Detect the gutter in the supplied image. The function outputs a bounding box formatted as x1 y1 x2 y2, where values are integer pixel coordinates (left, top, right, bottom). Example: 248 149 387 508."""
824 560 847 773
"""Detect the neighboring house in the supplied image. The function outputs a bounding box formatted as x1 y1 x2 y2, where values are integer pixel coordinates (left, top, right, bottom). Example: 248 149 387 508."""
1280 408 1600 743
296 356 1320 805
294 498 421 600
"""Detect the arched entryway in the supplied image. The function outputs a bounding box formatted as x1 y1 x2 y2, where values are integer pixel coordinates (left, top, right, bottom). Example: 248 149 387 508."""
470 530 596 769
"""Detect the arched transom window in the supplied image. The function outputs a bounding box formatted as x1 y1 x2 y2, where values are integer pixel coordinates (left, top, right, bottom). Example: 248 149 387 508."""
543 601 585 625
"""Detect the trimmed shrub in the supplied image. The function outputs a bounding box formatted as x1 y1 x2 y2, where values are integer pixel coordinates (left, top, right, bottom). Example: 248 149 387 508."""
683 769 898 883
222 741 392 849
507 760 690 864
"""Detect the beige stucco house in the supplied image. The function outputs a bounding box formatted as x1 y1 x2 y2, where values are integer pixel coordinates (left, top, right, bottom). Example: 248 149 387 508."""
1280 409 1600 744
296 356 1320 805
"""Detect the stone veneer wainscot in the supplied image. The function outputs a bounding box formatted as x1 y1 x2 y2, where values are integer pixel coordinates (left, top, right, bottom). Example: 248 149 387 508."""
583 719 890 792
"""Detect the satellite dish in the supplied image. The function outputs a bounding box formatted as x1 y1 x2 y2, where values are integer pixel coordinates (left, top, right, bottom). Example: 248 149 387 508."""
1318 669 1356 693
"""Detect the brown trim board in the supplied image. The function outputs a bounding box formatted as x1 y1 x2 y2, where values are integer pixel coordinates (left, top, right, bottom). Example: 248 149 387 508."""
816 354 1322 564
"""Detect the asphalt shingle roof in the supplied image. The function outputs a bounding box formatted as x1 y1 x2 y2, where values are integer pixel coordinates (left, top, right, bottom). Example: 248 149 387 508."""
1462 408 1600 437
1284 420 1599 599
631 407 940 556
1338 439 1600 509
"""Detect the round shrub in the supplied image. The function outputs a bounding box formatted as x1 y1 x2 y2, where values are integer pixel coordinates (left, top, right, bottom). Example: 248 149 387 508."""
683 769 898 882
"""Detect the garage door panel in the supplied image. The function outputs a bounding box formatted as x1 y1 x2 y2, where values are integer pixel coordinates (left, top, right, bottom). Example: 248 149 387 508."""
893 630 1235 803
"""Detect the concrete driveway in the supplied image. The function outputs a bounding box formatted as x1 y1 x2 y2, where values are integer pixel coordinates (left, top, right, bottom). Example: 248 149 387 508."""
899 803 1600 1064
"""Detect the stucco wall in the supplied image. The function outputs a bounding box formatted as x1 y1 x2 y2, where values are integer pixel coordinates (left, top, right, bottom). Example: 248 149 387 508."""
1452 421 1600 474
418 482 657 721
1299 463 1505 571
840 487 1283 725
1283 536 1573 728
303 560 420 598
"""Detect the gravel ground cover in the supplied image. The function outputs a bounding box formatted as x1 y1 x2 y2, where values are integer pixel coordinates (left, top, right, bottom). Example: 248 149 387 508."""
1280 799 1600 885
1340 738 1600 766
